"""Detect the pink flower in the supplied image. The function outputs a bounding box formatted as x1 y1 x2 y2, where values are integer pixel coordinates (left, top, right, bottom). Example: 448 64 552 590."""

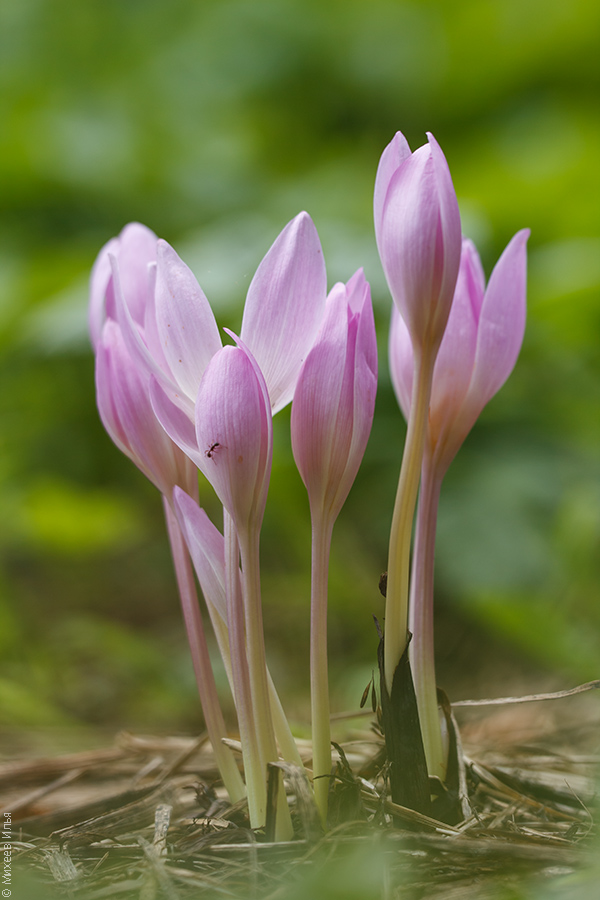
192 340 272 533
374 132 462 354
291 269 377 524
89 222 158 351
240 211 327 413
390 229 530 476
104 214 326 423
95 318 196 498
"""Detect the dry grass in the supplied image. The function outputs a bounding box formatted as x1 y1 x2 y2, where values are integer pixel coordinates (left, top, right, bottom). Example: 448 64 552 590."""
3 692 599 900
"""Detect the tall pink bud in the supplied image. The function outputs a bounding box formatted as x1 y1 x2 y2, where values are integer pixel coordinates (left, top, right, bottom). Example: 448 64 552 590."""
290 269 377 823
194 342 272 534
291 269 377 525
374 132 462 353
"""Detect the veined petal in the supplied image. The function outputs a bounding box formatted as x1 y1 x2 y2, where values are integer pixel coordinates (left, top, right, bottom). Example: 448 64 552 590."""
89 236 119 349
173 487 227 622
291 287 350 511
379 146 440 340
116 223 159 328
224 329 273 506
155 240 222 402
373 131 412 248
241 212 327 414
292 272 377 523
376 133 461 352
426 133 462 341
388 305 413 422
467 228 529 411
333 283 377 518
432 229 529 476
149 376 204 470
97 321 196 497
347 268 377 378
195 345 272 530
111 253 179 394
428 238 482 444
95 320 134 459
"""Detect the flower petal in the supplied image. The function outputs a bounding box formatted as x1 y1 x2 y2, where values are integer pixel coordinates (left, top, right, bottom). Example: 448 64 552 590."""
173 487 227 622
195 345 272 530
426 132 462 340
292 271 377 523
377 134 461 351
373 131 412 247
241 212 327 413
155 240 222 402
97 321 195 496
467 228 529 411
149 375 204 470
428 238 482 443
115 223 159 328
388 305 413 422
89 236 119 349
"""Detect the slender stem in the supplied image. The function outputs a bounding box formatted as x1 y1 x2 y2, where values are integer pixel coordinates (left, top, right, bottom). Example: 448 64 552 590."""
237 521 293 839
309 511 334 825
267 671 305 769
384 342 436 693
163 499 245 803
223 513 265 828
203 539 303 771
236 523 279 770
408 456 447 781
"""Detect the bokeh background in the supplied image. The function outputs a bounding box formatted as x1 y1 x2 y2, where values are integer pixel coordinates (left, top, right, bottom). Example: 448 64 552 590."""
1 0 599 750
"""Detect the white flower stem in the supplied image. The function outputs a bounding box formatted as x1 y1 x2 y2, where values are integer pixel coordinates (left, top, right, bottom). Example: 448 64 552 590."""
206 563 303 770
408 455 447 781
309 511 334 826
384 343 436 693
163 499 245 803
237 519 293 840
223 513 265 828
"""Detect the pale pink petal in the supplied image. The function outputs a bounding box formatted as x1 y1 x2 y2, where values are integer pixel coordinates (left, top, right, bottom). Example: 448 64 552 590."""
97 321 195 496
379 146 441 341
195 345 272 530
89 236 119 349
173 488 227 621
110 253 175 389
388 305 413 421
155 240 222 402
291 287 350 509
347 268 377 377
432 229 529 477
149 376 204 470
467 229 529 412
116 223 158 328
241 212 327 413
426 133 462 341
428 239 482 443
376 134 461 351
373 132 412 245
292 272 377 523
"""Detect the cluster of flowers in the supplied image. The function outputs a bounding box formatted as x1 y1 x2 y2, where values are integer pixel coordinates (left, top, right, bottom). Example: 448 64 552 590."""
89 131 528 835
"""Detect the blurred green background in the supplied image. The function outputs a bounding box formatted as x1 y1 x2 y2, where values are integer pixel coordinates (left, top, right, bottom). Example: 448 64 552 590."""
0 0 599 748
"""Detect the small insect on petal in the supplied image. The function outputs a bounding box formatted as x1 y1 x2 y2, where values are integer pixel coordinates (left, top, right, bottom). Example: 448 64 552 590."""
205 442 224 459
